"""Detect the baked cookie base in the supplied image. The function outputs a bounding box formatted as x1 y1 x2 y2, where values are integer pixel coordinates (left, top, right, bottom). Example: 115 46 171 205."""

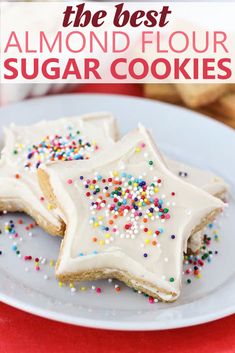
0 198 65 236
56 267 178 302
186 190 227 254
38 169 59 210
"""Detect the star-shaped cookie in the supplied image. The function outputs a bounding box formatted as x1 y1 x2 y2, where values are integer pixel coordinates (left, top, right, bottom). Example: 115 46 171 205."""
39 125 224 301
0 112 118 236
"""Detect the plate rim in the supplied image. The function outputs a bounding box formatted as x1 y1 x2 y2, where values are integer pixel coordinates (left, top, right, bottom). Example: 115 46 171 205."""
0 291 234 331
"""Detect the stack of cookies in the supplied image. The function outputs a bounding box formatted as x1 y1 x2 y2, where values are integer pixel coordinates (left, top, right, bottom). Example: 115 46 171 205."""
0 113 228 301
144 84 235 129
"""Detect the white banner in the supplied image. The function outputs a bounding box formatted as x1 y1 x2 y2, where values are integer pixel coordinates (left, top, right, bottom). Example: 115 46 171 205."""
1 1 235 83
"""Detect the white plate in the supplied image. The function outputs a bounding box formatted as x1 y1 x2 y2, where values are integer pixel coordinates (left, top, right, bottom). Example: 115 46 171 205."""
0 94 234 330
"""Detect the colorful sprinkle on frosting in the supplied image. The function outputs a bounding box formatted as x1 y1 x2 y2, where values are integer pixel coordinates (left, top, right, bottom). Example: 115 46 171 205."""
78 171 172 252
12 125 99 171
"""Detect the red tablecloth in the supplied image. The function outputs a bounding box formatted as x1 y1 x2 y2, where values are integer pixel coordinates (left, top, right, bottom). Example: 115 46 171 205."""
0 303 234 353
1 84 234 353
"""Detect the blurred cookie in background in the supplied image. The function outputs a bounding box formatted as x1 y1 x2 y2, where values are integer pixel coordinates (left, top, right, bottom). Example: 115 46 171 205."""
144 83 235 129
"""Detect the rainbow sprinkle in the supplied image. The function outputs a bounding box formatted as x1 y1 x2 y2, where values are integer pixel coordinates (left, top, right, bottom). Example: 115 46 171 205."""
12 125 99 171
77 170 173 254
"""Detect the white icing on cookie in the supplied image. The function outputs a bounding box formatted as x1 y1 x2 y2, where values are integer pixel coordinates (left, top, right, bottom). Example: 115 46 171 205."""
0 113 118 231
166 158 228 198
42 125 224 300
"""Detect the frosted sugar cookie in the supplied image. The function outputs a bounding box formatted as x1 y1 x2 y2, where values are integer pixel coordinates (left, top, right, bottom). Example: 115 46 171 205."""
0 113 118 236
39 125 224 301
